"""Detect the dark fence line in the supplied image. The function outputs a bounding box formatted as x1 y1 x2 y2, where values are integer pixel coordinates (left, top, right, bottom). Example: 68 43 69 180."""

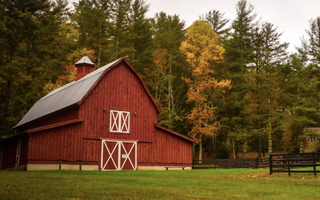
192 158 269 169
269 152 320 176
58 159 83 170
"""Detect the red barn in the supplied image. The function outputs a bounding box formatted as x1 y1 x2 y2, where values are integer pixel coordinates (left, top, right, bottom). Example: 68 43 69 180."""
0 57 195 171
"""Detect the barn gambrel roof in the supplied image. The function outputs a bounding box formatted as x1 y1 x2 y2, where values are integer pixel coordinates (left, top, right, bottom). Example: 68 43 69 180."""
14 57 161 129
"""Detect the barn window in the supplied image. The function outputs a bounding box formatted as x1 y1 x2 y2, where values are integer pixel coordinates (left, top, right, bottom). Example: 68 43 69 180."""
110 110 130 133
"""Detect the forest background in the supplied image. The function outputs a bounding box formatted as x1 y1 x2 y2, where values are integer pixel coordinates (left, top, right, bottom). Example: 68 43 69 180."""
1 0 320 160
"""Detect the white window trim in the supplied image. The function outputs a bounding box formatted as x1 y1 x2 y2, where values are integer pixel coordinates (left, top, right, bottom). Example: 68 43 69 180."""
110 110 130 133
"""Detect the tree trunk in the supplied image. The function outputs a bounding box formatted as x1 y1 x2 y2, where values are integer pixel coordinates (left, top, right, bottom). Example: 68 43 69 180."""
98 21 102 68
199 136 202 164
268 121 272 154
267 71 272 154
299 139 304 153
243 138 247 159
258 135 262 158
232 138 236 159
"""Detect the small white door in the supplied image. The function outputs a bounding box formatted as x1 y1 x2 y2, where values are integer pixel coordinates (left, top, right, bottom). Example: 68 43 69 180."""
15 140 21 171
101 140 137 170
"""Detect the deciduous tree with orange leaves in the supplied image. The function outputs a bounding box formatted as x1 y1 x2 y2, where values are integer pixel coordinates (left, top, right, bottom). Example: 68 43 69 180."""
180 20 231 161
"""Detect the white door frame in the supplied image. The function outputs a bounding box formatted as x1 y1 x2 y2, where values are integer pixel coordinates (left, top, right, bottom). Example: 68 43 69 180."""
15 140 21 171
101 140 137 170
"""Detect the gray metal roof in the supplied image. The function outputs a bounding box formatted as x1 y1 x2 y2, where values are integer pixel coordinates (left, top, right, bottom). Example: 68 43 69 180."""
14 58 122 128
75 56 94 65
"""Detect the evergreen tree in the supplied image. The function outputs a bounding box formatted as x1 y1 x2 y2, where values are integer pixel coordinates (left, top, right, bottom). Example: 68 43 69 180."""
71 0 112 67
0 0 70 137
223 0 259 158
298 17 320 64
128 0 154 75
147 12 187 132
199 10 230 39
278 55 320 152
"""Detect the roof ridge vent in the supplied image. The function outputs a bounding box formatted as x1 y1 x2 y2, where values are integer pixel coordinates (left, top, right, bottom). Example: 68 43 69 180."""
75 56 94 65
75 56 95 81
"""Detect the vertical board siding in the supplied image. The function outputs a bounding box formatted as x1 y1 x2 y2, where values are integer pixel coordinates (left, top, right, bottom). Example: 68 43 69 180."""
27 123 85 163
151 129 193 166
80 62 158 143
6 60 193 169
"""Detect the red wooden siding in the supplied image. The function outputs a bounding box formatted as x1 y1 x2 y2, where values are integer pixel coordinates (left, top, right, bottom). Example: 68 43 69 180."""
79 62 158 143
2 59 194 170
155 129 191 166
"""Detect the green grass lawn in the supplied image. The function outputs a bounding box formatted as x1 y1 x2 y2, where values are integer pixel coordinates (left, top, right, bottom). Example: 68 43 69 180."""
0 168 320 199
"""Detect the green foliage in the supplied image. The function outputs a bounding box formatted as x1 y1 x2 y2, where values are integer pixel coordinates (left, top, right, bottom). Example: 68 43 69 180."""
215 143 230 159
0 0 70 137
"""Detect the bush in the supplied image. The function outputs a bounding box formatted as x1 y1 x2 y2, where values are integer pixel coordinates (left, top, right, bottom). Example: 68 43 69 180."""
215 145 230 159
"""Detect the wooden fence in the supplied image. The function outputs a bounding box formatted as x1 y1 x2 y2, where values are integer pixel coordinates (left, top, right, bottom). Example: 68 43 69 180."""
193 158 269 169
269 152 320 176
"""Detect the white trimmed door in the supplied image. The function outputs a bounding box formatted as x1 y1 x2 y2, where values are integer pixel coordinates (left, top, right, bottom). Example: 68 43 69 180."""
101 140 137 170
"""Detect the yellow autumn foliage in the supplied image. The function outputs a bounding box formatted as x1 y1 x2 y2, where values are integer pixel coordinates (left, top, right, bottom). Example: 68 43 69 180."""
180 20 231 140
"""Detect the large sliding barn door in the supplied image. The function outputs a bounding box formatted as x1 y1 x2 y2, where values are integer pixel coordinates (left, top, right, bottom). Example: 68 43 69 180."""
101 140 137 170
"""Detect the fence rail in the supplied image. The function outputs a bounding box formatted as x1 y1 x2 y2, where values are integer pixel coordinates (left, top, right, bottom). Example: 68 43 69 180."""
193 158 269 169
269 152 320 176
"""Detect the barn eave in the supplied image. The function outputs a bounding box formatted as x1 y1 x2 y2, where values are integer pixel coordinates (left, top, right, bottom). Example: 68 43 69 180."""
154 124 196 143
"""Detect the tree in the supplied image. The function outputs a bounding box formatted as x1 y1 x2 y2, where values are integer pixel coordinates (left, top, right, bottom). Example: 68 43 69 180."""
0 0 70 137
180 20 231 162
147 12 187 132
223 0 259 158
199 10 230 39
278 55 320 152
298 17 320 64
71 0 112 67
129 0 154 75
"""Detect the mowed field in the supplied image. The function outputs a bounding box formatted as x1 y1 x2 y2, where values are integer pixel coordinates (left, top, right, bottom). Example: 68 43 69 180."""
0 168 320 199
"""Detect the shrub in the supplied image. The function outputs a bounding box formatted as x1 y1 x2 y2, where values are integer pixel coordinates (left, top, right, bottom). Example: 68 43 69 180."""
215 145 230 159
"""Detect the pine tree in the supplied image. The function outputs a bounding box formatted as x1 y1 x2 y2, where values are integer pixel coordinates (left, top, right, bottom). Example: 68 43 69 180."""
0 0 70 137
223 0 259 158
278 55 320 152
298 17 320 64
148 12 187 132
199 10 230 39
128 0 154 75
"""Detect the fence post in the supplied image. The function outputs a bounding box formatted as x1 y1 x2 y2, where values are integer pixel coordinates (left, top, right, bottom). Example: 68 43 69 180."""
256 158 259 168
59 159 61 170
287 154 291 176
80 160 82 171
269 154 272 175
312 152 316 176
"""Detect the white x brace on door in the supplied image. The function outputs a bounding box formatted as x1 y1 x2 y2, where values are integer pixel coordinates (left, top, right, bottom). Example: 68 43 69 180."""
101 140 137 170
